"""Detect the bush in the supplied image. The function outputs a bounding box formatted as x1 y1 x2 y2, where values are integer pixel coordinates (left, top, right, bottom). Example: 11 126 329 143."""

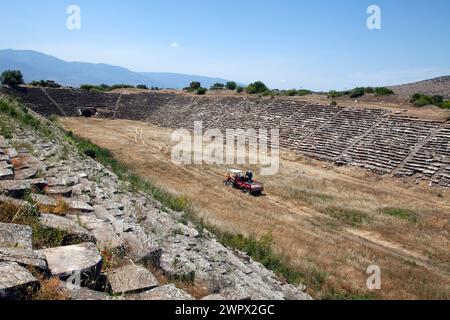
136 84 148 89
210 83 225 90
327 90 343 98
246 81 269 94
439 101 450 109
410 93 433 107
1 70 24 87
189 82 201 90
374 87 394 96
183 87 196 93
330 100 337 106
80 84 105 92
431 95 444 105
83 149 97 158
365 87 375 94
349 87 365 98
0 126 13 139
226 82 237 90
236 86 244 93
196 87 207 95
109 84 135 90
285 89 298 96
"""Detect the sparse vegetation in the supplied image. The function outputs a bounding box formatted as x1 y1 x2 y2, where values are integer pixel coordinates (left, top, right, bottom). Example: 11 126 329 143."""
0 96 53 137
225 81 237 91
196 87 208 95
374 87 394 96
349 87 365 99
80 83 135 92
33 278 69 300
246 81 269 94
297 89 313 96
380 207 418 223
410 93 450 109
327 87 394 99
0 199 72 249
210 83 225 90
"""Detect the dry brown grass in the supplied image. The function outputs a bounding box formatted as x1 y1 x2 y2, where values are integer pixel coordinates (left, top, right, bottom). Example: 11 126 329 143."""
10 156 25 170
59 117 450 300
38 197 71 216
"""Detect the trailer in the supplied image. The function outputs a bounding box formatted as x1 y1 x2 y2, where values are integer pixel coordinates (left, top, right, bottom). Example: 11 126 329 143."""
223 169 264 196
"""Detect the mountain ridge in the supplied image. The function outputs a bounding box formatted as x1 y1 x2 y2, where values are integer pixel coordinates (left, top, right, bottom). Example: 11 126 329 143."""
0 49 238 89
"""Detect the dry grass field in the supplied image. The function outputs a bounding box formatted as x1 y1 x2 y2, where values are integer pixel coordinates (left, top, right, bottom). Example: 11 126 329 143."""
60 117 450 300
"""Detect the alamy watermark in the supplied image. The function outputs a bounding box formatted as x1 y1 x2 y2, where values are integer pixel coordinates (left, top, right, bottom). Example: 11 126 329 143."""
66 5 81 30
367 265 381 290
367 5 381 30
170 122 280 176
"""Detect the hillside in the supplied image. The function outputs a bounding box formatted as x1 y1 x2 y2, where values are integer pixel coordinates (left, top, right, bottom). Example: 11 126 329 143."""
0 49 236 89
389 76 450 98
0 95 311 300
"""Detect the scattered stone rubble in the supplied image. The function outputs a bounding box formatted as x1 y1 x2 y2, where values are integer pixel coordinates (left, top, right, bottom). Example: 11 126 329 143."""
0 115 311 300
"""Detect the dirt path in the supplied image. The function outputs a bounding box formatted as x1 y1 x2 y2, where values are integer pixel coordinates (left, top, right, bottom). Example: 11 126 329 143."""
60 117 450 299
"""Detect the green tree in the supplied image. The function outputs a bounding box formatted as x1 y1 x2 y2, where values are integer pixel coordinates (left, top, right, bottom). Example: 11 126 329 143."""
196 87 207 95
236 86 244 93
136 84 148 89
297 89 312 96
246 81 269 94
210 83 225 90
190 81 201 90
349 87 365 98
1 70 24 87
374 87 394 96
226 81 237 90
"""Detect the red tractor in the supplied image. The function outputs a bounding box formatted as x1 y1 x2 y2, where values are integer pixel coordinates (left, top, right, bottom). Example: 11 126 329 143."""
223 169 264 196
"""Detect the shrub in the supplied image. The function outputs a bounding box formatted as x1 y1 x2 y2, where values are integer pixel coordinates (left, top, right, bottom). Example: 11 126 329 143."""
109 84 135 90
380 207 418 223
196 87 207 95
225 81 237 90
328 90 342 98
136 84 148 89
285 89 298 96
246 81 269 94
236 86 244 93
210 83 225 90
330 100 337 106
349 87 365 98
431 95 444 105
0 126 13 139
1 70 24 87
439 101 450 109
183 87 196 93
365 87 375 94
83 149 97 158
410 93 433 107
189 82 201 90
374 87 394 96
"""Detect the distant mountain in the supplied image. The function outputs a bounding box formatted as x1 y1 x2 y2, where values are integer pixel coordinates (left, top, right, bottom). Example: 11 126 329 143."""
0 49 237 89
388 76 450 98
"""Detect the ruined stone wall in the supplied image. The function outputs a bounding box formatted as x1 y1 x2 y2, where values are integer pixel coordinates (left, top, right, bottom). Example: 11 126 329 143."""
4 88 450 186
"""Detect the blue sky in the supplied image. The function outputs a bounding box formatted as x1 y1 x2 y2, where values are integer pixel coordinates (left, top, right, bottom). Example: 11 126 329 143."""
1 0 450 91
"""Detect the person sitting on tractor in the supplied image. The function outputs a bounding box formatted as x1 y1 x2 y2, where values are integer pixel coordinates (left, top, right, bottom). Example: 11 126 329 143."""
245 170 253 183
